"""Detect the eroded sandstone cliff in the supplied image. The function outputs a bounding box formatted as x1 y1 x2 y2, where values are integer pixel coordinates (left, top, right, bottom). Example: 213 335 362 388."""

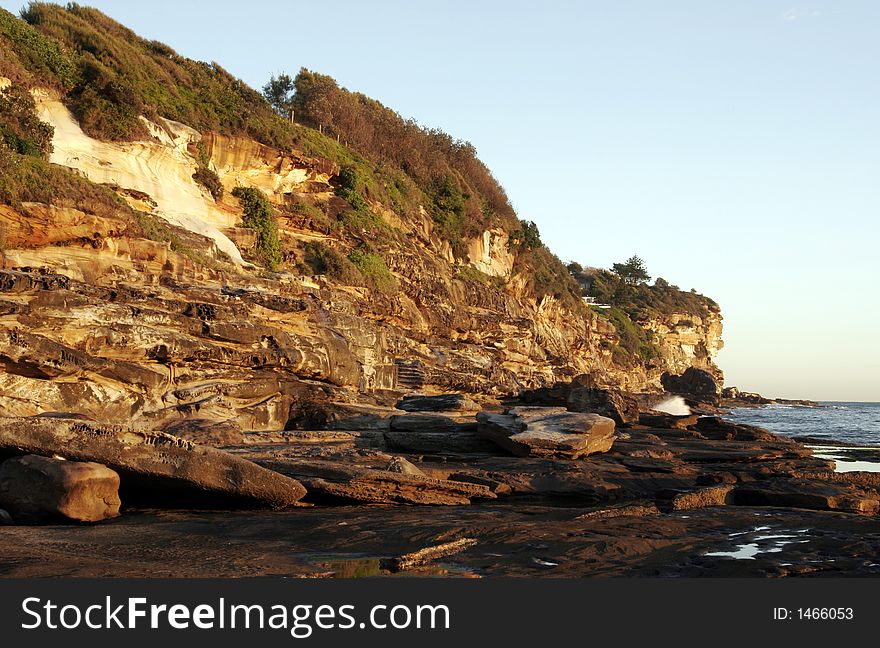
0 0 723 433
0 77 723 431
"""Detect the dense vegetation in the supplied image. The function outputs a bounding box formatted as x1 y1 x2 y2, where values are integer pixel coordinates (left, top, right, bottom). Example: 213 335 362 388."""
2 4 295 144
599 306 659 364
231 186 281 271
191 140 223 200
300 240 397 294
288 69 516 237
348 245 397 294
570 262 718 320
0 4 607 309
0 82 53 157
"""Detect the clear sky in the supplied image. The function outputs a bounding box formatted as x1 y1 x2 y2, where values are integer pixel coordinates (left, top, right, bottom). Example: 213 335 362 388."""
3 1 878 401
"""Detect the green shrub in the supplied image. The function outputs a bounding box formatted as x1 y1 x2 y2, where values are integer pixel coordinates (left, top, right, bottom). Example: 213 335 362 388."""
0 8 76 88
302 241 361 284
192 166 223 200
0 84 54 157
335 163 370 210
0 148 125 215
509 220 542 249
600 307 659 364
231 186 281 270
10 4 296 146
348 246 397 293
429 175 467 243
286 196 330 229
339 206 387 233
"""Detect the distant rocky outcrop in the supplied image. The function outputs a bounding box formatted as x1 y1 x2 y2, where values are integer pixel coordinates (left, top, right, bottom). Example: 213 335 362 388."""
721 386 820 408
661 367 722 409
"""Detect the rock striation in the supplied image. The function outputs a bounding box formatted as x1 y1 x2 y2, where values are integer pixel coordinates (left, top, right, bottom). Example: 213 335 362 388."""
0 416 306 507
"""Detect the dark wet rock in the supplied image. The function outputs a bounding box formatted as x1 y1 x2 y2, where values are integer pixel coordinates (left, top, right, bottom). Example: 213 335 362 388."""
477 407 616 459
638 413 699 429
567 386 640 426
519 375 639 427
286 400 392 432
696 472 740 486
661 367 721 406
830 471 880 490
0 416 306 508
0 330 164 388
0 268 70 293
257 458 495 505
733 479 880 515
693 417 777 442
385 414 494 454
389 413 475 433
0 455 120 523
517 382 570 407
396 394 479 412
0 508 12 525
446 471 512 495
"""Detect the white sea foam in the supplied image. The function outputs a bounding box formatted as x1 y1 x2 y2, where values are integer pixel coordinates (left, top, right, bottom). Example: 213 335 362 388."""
653 396 691 416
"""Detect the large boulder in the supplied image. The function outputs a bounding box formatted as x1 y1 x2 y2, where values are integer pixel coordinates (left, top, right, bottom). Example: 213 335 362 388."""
477 407 616 459
519 375 640 426
660 367 721 406
567 386 640 426
0 416 306 508
0 455 121 523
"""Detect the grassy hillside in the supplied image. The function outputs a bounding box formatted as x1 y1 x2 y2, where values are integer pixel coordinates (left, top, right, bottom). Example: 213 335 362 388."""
0 3 588 308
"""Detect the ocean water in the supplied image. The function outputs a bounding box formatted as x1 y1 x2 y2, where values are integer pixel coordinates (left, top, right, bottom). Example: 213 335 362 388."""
728 402 880 445
728 402 880 473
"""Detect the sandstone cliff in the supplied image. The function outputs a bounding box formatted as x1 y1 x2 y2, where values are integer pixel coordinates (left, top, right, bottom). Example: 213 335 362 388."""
0 6 722 432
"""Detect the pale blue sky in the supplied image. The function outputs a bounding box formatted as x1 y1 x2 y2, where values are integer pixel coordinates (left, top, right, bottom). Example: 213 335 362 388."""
3 1 878 401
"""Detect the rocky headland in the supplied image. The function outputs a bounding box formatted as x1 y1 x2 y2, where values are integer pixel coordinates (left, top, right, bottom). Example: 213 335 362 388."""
0 5 876 577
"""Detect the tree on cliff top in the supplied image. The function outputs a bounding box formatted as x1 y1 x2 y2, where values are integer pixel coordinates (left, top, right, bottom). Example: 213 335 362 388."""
612 255 650 285
262 73 295 116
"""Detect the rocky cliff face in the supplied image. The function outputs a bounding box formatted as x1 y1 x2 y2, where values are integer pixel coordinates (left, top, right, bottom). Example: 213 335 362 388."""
644 311 724 382
0 79 723 432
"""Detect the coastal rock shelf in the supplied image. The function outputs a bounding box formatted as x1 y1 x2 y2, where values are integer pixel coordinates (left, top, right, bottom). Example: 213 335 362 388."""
2 396 878 576
0 416 306 508
0 3 866 578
